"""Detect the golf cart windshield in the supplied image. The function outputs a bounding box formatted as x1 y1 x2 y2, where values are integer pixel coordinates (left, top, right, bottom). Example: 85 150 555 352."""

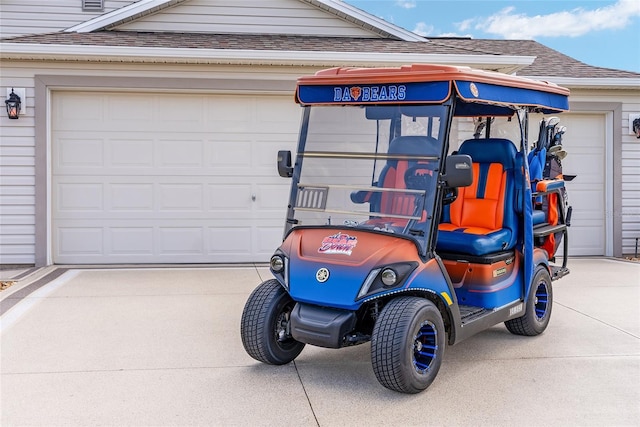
289 104 448 252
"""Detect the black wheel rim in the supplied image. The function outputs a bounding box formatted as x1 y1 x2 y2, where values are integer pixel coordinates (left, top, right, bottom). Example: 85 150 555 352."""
534 282 549 321
274 301 298 351
413 320 438 374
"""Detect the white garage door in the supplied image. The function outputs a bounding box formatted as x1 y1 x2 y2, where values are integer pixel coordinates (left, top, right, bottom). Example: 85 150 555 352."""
52 91 301 264
558 114 606 256
530 113 606 256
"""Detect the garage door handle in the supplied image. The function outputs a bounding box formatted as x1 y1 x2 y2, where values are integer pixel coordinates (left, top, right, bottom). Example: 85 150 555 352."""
252 194 256 201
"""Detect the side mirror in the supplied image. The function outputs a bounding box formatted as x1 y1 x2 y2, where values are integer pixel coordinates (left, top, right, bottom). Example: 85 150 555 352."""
442 154 473 187
277 150 293 178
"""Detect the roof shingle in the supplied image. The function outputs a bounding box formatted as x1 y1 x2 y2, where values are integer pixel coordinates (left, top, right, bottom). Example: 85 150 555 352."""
2 31 638 78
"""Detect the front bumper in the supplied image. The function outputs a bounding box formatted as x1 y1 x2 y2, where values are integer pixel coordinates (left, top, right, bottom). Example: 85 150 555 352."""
289 302 357 348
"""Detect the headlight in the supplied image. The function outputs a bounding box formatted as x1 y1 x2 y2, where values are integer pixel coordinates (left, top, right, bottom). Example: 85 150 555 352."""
356 262 418 300
270 255 285 273
381 268 397 287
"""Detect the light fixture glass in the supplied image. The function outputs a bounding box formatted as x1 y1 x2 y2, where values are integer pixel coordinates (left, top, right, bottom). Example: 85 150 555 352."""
5 89 21 119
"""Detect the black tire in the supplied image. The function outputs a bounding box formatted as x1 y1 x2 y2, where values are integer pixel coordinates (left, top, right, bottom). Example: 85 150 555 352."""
505 266 553 336
371 297 445 394
240 279 305 365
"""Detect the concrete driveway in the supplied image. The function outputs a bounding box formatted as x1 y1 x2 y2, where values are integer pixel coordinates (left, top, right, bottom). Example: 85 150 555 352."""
1 258 639 426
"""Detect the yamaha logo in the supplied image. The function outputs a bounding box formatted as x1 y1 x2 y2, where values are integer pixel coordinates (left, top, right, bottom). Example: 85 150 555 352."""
316 268 330 283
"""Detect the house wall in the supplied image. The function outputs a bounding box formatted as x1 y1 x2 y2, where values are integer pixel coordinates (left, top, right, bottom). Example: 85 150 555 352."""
0 59 310 265
570 89 640 256
0 0 135 38
115 0 378 37
1 60 638 264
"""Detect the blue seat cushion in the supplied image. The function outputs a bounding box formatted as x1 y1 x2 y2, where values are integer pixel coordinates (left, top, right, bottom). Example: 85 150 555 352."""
437 227 513 256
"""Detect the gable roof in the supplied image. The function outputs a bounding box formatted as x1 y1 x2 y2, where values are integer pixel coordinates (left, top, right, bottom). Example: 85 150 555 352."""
0 32 534 74
65 0 425 41
426 38 640 79
3 31 639 84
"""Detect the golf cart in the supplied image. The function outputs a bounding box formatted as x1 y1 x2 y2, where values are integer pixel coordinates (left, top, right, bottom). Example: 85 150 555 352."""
240 64 572 394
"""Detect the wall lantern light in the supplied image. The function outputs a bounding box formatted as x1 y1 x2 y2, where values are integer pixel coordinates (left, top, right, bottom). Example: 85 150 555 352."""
5 88 22 119
630 113 640 139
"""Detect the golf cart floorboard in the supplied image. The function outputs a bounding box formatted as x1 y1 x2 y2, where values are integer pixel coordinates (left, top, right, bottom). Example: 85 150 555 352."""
459 305 492 324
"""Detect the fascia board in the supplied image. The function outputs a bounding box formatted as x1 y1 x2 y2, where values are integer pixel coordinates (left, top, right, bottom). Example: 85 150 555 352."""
0 43 535 72
306 0 426 42
65 0 184 33
521 76 640 89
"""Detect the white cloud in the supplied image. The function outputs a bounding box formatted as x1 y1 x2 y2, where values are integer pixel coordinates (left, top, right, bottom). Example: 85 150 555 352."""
413 22 434 36
395 0 416 9
462 0 640 39
456 18 474 32
437 32 474 39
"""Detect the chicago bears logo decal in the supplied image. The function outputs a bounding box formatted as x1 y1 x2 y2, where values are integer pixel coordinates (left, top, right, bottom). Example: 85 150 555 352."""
350 87 362 101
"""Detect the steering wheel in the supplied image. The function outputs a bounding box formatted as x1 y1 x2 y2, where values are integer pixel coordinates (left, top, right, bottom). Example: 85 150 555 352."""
404 164 435 190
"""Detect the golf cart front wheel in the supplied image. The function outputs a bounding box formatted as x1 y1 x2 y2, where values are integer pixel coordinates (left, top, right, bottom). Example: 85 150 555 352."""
240 279 305 365
371 297 445 394
505 266 553 336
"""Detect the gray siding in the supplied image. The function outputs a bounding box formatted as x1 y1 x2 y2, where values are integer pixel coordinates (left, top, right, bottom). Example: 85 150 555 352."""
116 0 378 37
0 0 134 38
0 79 35 263
622 104 640 255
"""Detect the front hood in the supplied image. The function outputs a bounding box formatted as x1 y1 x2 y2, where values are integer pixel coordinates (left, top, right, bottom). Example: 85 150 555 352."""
281 227 421 310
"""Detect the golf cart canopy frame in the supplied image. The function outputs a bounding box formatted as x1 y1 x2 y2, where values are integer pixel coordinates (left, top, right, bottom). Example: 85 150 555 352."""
295 64 569 115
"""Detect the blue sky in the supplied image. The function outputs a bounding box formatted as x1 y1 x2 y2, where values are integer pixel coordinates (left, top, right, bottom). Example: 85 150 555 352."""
344 0 640 73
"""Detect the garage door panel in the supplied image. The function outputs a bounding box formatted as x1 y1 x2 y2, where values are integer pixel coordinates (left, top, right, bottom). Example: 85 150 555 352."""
53 91 301 263
158 184 204 211
209 184 252 210
568 224 605 253
158 139 205 168
111 228 154 255
156 96 205 126
56 137 104 169
57 227 104 256
111 184 154 211
208 227 252 254
210 139 252 167
529 113 606 256
158 227 204 255
53 94 105 128
57 183 104 211
110 139 154 168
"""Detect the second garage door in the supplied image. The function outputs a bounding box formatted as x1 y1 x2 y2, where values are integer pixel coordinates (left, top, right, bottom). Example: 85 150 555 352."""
529 113 607 256
52 91 301 264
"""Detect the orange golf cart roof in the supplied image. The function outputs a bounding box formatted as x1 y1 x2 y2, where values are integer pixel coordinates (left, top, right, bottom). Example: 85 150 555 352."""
295 64 570 114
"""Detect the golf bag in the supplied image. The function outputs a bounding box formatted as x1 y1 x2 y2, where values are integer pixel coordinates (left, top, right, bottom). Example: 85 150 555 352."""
529 118 574 259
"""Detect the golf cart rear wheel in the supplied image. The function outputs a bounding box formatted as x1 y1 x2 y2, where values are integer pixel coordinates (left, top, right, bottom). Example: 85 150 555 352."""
371 297 445 394
505 266 553 336
240 279 305 365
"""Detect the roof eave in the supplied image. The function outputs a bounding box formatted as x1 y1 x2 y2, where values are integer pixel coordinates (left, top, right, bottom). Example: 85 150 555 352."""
0 43 535 73
520 75 640 89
